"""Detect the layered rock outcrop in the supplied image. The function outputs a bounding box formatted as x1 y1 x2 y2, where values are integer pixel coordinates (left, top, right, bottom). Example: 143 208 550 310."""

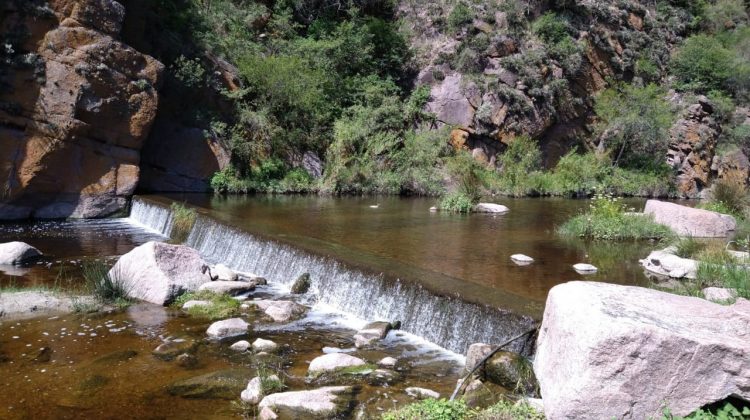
0 0 163 219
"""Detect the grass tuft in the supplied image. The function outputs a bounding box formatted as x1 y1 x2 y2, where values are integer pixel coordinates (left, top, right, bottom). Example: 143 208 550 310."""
171 202 197 243
83 261 132 305
172 290 241 319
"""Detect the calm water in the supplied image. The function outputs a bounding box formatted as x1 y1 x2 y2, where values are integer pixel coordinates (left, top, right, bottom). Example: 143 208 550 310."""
158 194 654 305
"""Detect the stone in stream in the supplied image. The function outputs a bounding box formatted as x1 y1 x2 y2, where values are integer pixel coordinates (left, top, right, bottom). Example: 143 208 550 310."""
640 248 698 279
572 263 597 274
90 350 138 366
0 242 42 265
153 339 197 360
534 281 750 419
473 203 510 213
213 263 238 281
377 356 398 369
406 387 440 400
464 343 492 375
252 338 279 353
510 254 534 265
366 369 402 386
290 272 311 294
167 369 252 399
182 300 210 310
230 340 250 352
485 351 537 395
254 300 307 323
643 199 736 237
353 321 393 348
198 281 255 296
702 287 737 303
108 241 208 305
241 375 281 404
308 353 367 376
0 291 97 320
176 353 199 369
206 318 249 339
257 386 359 419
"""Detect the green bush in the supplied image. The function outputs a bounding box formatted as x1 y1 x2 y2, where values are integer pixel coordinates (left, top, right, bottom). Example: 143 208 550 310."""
83 261 131 306
448 3 473 32
673 236 707 259
705 177 749 217
662 401 750 419
473 400 546 420
703 0 749 33
383 399 471 420
532 12 570 44
672 35 735 93
438 191 476 213
496 136 542 196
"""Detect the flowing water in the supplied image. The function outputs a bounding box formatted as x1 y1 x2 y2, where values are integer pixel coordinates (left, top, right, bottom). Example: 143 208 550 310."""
0 195 658 419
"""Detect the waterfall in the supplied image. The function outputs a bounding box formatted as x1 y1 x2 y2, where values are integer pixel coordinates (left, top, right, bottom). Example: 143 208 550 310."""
129 198 174 236
129 197 536 355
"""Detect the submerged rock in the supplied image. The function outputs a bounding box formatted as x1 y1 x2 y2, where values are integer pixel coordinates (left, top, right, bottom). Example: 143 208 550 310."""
0 242 42 265
290 273 311 294
206 318 249 339
198 281 255 296
473 203 510 214
108 241 208 305
257 386 358 419
168 369 251 399
254 300 307 323
353 321 392 348
366 369 402 386
644 200 735 237
535 281 750 419
406 387 440 400
153 340 196 360
308 353 367 376
640 248 697 279
213 264 238 281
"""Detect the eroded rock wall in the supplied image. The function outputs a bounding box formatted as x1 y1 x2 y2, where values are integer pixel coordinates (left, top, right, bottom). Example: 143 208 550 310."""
0 0 163 219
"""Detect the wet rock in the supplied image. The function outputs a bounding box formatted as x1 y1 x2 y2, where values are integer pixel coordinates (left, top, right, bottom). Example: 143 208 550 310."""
640 248 698 279
108 242 208 305
258 386 359 419
254 300 307 323
572 263 597 274
0 242 42 265
230 340 250 352
308 353 367 376
237 272 268 286
535 281 750 419
366 369 402 386
176 353 199 369
353 321 392 348
182 300 210 310
702 287 737 303
290 273 311 294
76 374 110 396
464 343 492 375
644 200 735 237
213 264 238 281
198 281 255 296
168 369 251 399
462 379 506 409
485 351 537 395
252 338 279 353
207 318 249 339
241 375 280 404
26 346 53 363
153 340 197 360
91 350 138 366
406 387 440 400
377 357 398 369
473 203 510 214
510 254 534 265
0 291 96 320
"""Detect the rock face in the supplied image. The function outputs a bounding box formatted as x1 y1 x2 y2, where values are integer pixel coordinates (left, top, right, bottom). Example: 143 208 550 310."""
0 0 164 219
640 248 698 279
308 353 367 376
535 281 750 419
109 241 208 305
644 200 736 237
667 97 721 198
0 242 42 265
258 386 358 420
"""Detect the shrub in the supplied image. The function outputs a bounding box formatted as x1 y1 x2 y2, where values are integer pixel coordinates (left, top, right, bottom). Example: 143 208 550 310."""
703 0 749 33
705 177 749 218
496 136 542 196
448 3 473 32
473 400 546 420
171 55 205 88
672 35 735 93
170 202 197 243
446 151 484 203
82 261 131 305
383 399 471 420
438 191 475 213
673 236 707 259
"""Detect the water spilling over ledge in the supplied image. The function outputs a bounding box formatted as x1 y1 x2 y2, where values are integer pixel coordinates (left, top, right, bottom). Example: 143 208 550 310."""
129 196 538 355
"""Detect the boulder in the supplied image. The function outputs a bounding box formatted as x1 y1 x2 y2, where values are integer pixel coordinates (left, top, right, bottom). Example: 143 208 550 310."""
377 357 398 369
252 338 279 353
254 300 307 323
485 351 537 395
0 291 96 320
290 273 311 294
702 287 737 303
206 318 249 339
237 271 268 285
241 375 281 404
108 241 208 305
406 387 440 400
230 340 250 352
353 321 392 348
182 300 210 310
213 264 238 281
640 249 698 279
473 203 510 214
572 263 597 274
510 254 534 266
258 386 358 420
464 343 492 375
176 353 199 369
535 281 750 419
643 200 735 237
167 369 251 399
198 281 255 296
0 242 42 265
308 353 367 376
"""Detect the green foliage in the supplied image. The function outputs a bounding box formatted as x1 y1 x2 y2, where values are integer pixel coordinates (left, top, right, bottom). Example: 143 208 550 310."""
448 3 473 32
533 12 570 44
83 261 131 306
171 55 205 88
594 83 675 168
496 136 542 196
703 0 749 33
705 177 749 217
170 202 197 243
172 290 241 320
558 193 674 240
673 236 707 259
662 402 750 419
473 400 546 420
446 151 484 203
438 191 476 213
672 35 735 93
383 399 471 420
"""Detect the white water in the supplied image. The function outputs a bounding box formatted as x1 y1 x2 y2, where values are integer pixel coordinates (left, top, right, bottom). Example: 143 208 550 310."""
129 197 536 355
